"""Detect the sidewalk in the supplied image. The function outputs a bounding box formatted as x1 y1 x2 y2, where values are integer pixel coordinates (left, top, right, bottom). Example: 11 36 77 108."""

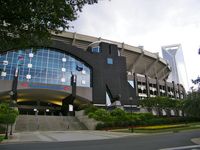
2 131 141 143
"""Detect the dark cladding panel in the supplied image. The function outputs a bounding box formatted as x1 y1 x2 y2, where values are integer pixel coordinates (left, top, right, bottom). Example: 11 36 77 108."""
51 40 137 105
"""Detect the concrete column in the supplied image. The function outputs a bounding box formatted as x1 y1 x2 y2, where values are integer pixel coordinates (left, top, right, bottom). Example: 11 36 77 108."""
164 79 168 97
145 75 150 98
172 81 176 99
156 77 160 96
177 83 181 99
133 73 138 97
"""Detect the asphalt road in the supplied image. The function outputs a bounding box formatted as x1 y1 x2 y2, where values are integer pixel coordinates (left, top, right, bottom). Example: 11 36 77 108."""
1 130 200 150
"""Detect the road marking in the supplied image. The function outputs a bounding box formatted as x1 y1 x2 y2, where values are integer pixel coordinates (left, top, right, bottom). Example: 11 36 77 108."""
160 145 200 150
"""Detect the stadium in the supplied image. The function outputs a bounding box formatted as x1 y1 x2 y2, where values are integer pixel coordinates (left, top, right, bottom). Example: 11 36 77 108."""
0 31 185 115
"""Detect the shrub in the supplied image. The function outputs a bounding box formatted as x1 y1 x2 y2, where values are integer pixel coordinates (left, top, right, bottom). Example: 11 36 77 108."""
84 105 98 115
88 112 97 119
0 125 5 134
96 123 106 130
145 117 172 125
137 113 154 120
110 108 126 117
93 109 112 122
110 108 129 122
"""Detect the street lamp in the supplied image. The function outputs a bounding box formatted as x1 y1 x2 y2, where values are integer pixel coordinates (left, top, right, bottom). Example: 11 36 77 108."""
0 54 23 137
129 96 134 133
10 55 24 135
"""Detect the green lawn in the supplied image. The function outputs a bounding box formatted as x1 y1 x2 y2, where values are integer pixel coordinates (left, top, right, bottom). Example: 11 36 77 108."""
110 122 200 133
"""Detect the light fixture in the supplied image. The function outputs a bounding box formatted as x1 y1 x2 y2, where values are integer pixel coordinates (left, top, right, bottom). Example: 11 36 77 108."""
62 58 66 62
29 53 34 58
28 63 32 68
3 60 8 65
1 71 6 77
81 80 86 84
61 78 66 82
61 68 66 72
26 74 31 79
82 70 86 74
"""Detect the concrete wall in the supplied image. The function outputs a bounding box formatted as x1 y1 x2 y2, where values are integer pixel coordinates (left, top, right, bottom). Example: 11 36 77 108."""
75 110 101 130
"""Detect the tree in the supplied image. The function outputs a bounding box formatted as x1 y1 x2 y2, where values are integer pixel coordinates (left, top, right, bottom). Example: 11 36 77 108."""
140 97 163 116
0 103 19 139
140 97 182 117
0 0 98 50
183 91 200 118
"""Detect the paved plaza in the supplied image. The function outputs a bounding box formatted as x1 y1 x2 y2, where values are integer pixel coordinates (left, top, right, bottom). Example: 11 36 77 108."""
2 131 139 143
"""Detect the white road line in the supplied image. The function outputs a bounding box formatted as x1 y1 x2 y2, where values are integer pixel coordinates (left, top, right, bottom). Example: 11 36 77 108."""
160 144 200 150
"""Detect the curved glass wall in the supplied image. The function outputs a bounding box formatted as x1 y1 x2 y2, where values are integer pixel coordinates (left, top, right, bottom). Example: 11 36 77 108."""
0 48 91 87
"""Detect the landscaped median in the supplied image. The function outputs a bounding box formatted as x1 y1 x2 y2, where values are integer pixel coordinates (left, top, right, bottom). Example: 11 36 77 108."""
135 124 187 130
109 123 200 133
83 106 200 132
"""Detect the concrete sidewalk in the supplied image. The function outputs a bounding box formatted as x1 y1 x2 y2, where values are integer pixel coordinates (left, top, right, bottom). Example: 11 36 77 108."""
2 131 142 143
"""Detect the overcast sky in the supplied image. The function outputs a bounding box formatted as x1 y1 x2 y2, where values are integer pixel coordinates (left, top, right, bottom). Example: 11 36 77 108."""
69 0 200 90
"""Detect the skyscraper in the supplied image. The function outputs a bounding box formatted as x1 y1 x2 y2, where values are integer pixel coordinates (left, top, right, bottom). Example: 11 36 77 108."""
162 44 189 91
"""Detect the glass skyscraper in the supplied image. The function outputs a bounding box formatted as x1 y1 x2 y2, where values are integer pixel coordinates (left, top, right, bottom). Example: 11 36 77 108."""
162 44 189 91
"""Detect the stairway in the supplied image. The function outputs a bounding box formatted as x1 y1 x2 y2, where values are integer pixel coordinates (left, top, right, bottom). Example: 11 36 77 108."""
15 115 87 132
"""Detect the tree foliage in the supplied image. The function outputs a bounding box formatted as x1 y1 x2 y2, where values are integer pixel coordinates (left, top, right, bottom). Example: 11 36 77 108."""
0 103 19 124
139 97 183 116
183 91 200 118
0 0 98 50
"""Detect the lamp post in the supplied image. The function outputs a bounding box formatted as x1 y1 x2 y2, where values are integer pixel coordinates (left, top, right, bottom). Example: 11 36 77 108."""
9 55 23 135
0 53 23 137
129 96 133 133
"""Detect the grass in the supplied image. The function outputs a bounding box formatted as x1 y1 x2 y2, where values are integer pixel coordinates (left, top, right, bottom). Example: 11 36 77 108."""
110 122 200 133
135 124 187 130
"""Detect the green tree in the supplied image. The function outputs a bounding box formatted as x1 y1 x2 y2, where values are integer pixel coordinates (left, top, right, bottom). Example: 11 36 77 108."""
139 97 155 112
0 0 98 50
0 103 19 139
139 97 163 116
183 91 200 118
140 97 182 117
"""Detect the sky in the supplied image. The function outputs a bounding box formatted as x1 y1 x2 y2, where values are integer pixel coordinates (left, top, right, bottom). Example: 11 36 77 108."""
69 0 200 90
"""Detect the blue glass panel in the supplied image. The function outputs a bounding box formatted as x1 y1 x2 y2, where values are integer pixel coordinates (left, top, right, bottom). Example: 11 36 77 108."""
0 48 91 87
92 46 100 53
107 58 113 64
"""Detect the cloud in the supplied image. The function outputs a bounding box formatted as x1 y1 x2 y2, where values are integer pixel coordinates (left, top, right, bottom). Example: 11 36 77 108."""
69 0 200 90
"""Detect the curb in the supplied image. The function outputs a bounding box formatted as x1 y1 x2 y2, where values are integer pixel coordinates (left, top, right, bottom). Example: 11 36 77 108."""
191 138 200 144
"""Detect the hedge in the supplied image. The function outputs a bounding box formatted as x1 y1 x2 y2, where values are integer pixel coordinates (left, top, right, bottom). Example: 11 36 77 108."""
83 106 200 130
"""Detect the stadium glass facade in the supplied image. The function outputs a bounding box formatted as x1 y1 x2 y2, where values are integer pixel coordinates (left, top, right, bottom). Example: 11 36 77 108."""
0 48 91 87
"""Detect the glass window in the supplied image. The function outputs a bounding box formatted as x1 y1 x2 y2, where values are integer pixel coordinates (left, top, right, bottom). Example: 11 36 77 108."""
107 58 113 64
92 46 100 53
0 48 91 87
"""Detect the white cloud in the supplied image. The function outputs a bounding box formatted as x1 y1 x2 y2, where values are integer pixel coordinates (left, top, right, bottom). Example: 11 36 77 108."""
69 0 200 90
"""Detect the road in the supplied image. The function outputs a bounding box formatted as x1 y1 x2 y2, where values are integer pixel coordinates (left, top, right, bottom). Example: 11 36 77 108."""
0 130 200 150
